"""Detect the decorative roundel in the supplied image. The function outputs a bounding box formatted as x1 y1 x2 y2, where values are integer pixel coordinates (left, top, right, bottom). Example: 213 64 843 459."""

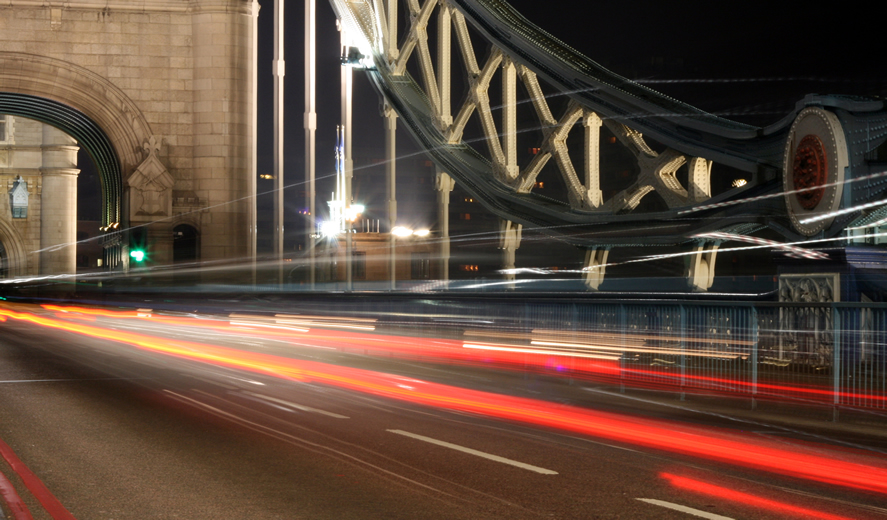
783 107 848 236
792 135 828 210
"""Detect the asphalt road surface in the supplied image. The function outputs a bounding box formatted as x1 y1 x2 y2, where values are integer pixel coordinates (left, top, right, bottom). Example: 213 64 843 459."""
0 303 885 519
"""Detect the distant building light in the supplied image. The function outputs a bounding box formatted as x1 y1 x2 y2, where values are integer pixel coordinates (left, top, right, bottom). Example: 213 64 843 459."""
534 182 544 189
413 229 430 237
260 174 274 180
459 213 471 220
732 179 748 188
460 264 479 272
528 147 541 155
345 204 364 222
319 220 340 237
392 226 413 237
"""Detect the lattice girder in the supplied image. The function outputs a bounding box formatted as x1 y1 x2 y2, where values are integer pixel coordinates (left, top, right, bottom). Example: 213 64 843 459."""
327 0 887 245
381 0 705 214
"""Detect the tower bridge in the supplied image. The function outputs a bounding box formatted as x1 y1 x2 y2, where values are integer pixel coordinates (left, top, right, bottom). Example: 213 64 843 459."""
0 0 883 292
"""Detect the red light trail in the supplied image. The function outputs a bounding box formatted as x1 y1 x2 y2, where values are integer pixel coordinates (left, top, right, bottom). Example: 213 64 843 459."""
661 473 858 520
2 304 887 496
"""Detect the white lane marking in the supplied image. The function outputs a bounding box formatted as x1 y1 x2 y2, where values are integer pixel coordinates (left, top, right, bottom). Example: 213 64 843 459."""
636 499 736 520
387 429 557 475
0 378 136 383
243 391 349 419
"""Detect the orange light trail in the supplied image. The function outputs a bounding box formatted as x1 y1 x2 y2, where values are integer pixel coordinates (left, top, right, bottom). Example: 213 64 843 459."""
33 305 887 407
3 305 887 495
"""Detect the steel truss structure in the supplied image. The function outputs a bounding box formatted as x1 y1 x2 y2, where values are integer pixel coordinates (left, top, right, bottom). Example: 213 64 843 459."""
328 0 887 288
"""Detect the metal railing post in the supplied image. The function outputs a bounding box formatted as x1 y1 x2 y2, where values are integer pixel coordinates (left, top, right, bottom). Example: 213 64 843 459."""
619 304 626 393
833 305 841 422
680 304 686 401
751 306 758 410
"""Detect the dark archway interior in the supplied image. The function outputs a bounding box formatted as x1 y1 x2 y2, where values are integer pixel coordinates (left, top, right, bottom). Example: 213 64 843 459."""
0 92 121 227
173 224 199 263
0 240 7 278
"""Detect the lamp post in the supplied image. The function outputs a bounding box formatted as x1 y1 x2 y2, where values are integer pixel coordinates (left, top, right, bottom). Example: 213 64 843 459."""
273 0 285 286
305 0 317 288
340 24 354 291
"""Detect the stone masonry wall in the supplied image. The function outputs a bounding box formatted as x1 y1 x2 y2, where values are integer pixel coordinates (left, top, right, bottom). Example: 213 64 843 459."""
0 0 258 264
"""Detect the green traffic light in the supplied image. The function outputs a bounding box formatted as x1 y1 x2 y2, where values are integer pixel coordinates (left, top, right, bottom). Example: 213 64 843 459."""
130 249 146 262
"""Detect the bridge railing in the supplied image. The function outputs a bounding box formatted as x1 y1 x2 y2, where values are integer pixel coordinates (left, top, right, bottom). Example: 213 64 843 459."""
290 295 887 416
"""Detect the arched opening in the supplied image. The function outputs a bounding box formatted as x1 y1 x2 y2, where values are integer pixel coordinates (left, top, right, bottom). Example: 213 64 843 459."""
0 240 7 279
0 94 124 271
173 224 199 263
0 94 121 227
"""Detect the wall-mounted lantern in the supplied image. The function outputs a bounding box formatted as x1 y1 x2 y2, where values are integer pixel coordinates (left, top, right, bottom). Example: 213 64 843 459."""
8 175 28 219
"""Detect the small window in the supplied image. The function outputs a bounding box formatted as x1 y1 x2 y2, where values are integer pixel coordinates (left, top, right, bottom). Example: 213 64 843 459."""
459 213 471 220
534 182 544 189
0 115 6 142
411 254 431 280
352 250 366 280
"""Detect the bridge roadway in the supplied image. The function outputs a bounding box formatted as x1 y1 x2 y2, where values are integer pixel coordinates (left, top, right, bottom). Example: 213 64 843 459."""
0 302 885 519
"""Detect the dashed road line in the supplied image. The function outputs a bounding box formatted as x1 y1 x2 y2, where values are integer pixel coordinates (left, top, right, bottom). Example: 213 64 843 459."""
387 429 557 475
242 391 350 418
637 498 735 520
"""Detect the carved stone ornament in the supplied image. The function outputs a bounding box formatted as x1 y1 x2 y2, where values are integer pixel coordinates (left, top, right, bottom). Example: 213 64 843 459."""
128 136 173 219
777 273 839 366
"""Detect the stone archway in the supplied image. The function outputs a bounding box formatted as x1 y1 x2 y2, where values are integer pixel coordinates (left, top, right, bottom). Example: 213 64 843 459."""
0 218 27 278
0 52 155 228
0 3 259 266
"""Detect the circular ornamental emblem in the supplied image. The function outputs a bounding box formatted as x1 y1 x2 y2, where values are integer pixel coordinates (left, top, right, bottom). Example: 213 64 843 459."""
792 135 827 210
782 107 847 236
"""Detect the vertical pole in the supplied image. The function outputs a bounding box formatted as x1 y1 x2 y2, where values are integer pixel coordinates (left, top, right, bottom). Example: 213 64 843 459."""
833 306 841 422
384 104 397 290
340 28 353 291
678 305 687 401
249 1 259 284
620 304 626 394
751 305 758 410
305 0 316 288
435 170 454 283
273 0 285 286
